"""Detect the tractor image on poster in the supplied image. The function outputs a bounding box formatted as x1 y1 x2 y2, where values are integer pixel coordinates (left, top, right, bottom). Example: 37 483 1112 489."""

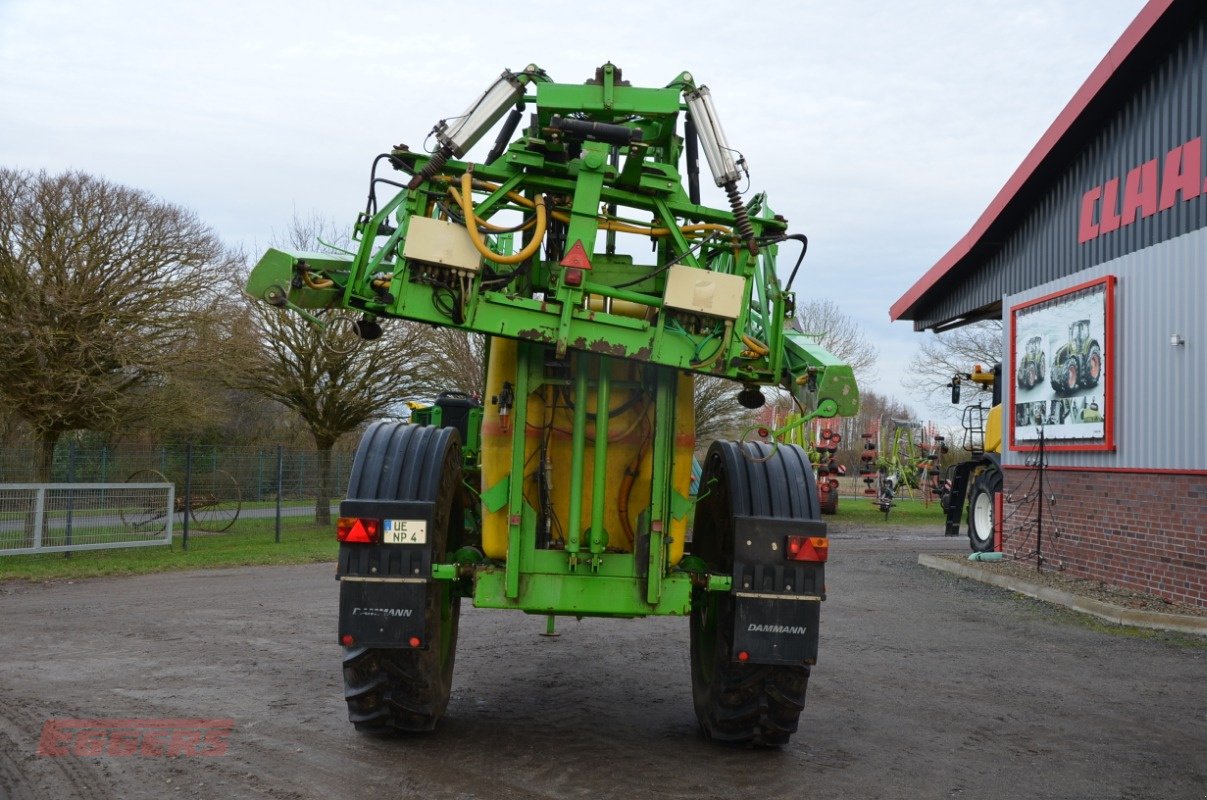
1016 335 1046 390
1050 319 1101 394
244 63 858 746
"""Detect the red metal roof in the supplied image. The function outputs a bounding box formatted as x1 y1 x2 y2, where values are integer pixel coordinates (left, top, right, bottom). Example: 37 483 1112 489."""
890 0 1178 323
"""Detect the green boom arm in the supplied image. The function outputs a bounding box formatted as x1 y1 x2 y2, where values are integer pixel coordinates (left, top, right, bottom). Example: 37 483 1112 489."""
245 63 858 425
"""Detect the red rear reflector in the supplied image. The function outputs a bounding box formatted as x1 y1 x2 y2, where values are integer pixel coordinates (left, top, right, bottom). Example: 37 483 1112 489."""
563 267 583 287
737 651 749 662
408 636 422 648
337 517 380 543
341 634 354 647
559 240 592 270
785 535 828 562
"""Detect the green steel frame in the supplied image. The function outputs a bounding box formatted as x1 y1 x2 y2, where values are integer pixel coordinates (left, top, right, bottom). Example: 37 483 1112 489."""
246 63 858 619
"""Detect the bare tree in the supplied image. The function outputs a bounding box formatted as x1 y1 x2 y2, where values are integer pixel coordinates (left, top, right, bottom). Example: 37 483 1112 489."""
794 298 878 380
693 376 756 445
902 320 1003 412
414 327 486 398
0 169 238 479
233 216 448 523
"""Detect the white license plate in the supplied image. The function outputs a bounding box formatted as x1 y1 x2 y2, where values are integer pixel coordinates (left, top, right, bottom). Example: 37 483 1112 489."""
383 519 427 544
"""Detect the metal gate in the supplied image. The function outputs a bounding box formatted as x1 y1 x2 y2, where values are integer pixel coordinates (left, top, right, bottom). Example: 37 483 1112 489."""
0 483 174 555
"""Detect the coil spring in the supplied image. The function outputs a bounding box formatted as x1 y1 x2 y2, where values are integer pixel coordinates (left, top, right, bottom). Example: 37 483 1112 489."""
408 148 450 191
725 182 758 254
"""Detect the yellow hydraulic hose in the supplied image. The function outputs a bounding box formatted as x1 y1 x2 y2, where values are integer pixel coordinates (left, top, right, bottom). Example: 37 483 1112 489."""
457 172 547 265
447 185 538 234
603 220 733 238
302 271 334 290
438 174 733 240
740 334 769 357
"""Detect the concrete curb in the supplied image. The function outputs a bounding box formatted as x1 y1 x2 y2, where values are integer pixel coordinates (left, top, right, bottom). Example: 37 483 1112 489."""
918 553 1207 636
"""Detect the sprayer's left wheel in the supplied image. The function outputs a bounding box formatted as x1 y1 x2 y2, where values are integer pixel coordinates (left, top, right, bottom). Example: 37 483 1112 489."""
689 440 819 747
341 423 463 734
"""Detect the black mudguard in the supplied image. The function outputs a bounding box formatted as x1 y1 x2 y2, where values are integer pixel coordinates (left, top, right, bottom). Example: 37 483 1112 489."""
337 499 436 648
730 515 826 666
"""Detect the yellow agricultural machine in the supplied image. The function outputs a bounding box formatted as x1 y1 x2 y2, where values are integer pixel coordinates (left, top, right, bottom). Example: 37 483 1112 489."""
938 364 1003 552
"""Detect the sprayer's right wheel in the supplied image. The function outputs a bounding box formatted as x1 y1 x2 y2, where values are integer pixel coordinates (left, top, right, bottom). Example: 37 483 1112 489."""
340 422 463 734
690 440 818 747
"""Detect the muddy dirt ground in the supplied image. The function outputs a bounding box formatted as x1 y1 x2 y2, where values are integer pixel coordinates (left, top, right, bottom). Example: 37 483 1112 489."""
1 525 1204 800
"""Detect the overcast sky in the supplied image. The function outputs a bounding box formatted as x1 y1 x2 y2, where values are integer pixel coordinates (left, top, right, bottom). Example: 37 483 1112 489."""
0 0 1149 418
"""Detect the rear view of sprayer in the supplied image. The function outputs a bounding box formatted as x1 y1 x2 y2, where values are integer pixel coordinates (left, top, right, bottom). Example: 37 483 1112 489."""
245 63 859 746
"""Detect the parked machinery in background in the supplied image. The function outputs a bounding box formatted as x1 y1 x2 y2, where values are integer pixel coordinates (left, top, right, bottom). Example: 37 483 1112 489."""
783 419 846 515
244 63 859 747
777 415 844 516
813 428 845 515
857 421 944 517
938 364 1003 552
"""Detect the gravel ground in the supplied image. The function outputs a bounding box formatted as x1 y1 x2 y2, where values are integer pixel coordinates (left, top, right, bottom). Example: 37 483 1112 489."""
1 523 1204 799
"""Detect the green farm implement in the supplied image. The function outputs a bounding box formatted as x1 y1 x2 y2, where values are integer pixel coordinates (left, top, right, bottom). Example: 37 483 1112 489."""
857 422 943 516
245 63 858 746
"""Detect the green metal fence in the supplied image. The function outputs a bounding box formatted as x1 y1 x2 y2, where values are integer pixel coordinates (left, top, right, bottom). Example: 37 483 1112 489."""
0 444 353 503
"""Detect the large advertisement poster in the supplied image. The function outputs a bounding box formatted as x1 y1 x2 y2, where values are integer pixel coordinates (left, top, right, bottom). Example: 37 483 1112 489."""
1009 276 1115 451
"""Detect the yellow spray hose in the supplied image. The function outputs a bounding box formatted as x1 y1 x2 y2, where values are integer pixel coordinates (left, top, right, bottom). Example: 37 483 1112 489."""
457 171 547 265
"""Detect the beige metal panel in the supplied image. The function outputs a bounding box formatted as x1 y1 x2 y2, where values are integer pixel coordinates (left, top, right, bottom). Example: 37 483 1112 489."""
402 216 482 273
662 265 746 320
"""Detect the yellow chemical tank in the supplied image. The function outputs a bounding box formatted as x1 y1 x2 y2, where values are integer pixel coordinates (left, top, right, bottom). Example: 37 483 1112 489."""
480 336 693 565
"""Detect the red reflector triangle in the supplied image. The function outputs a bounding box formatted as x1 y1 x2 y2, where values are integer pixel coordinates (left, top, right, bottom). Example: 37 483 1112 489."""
346 520 371 543
559 240 592 270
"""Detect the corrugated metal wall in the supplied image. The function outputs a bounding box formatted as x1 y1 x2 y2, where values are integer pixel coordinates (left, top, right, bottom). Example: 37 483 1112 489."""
916 10 1207 330
1001 227 1207 469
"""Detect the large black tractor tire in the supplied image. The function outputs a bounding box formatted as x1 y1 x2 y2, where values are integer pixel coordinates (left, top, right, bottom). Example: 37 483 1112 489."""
690 440 819 747
967 464 1002 554
341 422 463 734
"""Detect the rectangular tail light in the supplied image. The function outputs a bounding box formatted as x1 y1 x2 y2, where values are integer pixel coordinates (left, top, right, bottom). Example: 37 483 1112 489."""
337 517 381 544
785 535 828 562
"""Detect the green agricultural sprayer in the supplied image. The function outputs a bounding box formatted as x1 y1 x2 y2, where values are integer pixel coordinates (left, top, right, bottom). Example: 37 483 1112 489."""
245 63 859 746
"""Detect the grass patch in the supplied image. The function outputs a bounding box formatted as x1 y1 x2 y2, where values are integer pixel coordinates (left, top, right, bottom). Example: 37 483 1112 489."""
0 517 337 582
831 494 946 526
